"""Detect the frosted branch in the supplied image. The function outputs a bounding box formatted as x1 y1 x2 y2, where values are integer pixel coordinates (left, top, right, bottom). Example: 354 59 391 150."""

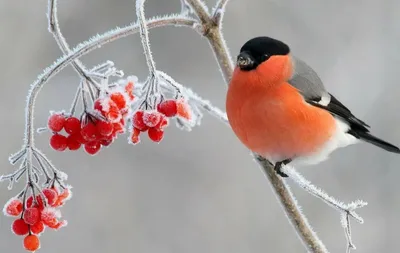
136 0 157 76
212 0 230 25
180 0 194 16
48 0 101 90
282 165 367 251
184 0 211 25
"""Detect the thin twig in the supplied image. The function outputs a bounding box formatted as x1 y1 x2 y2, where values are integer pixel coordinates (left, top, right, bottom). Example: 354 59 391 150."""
212 0 230 25
136 0 157 76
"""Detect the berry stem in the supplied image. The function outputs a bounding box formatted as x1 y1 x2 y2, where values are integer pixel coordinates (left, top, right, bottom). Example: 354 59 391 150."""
69 86 81 116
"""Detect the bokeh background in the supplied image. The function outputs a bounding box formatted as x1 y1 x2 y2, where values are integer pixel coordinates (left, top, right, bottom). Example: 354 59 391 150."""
1 0 399 252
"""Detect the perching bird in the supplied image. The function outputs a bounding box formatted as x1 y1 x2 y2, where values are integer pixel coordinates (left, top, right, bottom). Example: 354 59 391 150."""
226 36 400 177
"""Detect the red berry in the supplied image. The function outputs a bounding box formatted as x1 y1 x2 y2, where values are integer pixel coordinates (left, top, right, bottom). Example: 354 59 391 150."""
4 198 23 216
64 117 81 134
81 122 97 141
12 219 29 236
157 100 177 117
105 100 122 122
132 111 148 131
67 134 81 150
30 221 45 235
50 134 67 151
26 196 44 210
47 113 65 132
148 128 164 142
110 92 127 110
23 207 40 225
143 111 161 128
24 234 40 252
130 128 141 144
42 188 58 206
100 136 113 147
84 141 101 155
70 132 87 144
94 99 105 115
125 81 135 101
176 99 192 120
155 115 169 129
41 208 59 228
96 120 114 137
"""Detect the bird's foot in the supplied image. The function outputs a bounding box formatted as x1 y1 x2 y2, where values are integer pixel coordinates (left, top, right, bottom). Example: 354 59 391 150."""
274 159 292 177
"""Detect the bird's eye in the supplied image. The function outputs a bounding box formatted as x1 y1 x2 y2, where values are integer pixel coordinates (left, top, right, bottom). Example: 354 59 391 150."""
260 54 270 62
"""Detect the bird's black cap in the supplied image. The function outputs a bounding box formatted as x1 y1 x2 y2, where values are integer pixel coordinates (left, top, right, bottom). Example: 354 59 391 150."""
237 37 290 71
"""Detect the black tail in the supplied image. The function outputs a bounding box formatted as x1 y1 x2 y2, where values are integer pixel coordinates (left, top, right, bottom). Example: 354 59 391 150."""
348 129 400 153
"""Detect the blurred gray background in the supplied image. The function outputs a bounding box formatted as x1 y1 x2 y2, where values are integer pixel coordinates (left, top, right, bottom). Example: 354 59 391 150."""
1 0 399 252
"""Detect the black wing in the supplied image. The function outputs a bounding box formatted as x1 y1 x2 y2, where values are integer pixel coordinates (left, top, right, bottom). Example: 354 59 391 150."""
306 94 400 153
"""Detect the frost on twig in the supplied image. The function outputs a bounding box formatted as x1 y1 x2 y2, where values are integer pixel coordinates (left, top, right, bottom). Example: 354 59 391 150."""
282 165 367 252
211 0 230 25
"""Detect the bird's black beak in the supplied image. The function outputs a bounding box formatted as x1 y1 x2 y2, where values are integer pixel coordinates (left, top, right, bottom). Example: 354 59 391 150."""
237 51 255 70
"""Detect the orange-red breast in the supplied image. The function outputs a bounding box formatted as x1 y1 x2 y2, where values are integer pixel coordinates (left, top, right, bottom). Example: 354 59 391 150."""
226 36 400 177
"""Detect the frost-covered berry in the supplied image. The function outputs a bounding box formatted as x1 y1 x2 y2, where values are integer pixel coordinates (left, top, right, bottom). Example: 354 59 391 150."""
157 100 177 117
143 111 161 128
26 196 44 210
42 188 58 206
148 128 164 142
4 198 23 216
132 111 148 131
110 92 127 110
155 115 169 129
176 99 192 120
24 235 40 252
50 134 68 151
30 221 45 235
84 141 101 155
64 117 81 134
125 81 135 101
100 136 113 147
130 128 141 144
23 207 40 225
12 219 29 236
81 122 97 142
96 120 114 137
47 113 65 132
67 134 81 151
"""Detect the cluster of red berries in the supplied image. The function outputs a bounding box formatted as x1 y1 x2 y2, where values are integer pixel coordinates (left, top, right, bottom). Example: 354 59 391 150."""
48 82 135 155
130 98 192 144
3 187 71 252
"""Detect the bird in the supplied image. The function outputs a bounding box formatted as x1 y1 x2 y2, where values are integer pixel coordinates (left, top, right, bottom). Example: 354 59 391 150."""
226 36 400 177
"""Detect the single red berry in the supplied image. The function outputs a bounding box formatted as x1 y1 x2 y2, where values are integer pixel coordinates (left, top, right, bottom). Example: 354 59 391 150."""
94 99 105 115
41 208 60 228
26 196 44 210
100 136 113 147
24 234 40 252
148 128 164 142
47 113 65 132
50 134 67 151
67 134 81 150
106 100 122 122
70 132 87 144
143 111 161 128
155 115 169 129
110 92 127 110
132 111 148 131
4 198 23 216
42 188 57 206
130 128 141 144
176 99 192 120
125 81 135 101
157 100 177 117
84 141 101 155
81 122 97 142
30 221 45 235
12 219 29 236
96 120 114 137
23 207 40 225
64 117 81 134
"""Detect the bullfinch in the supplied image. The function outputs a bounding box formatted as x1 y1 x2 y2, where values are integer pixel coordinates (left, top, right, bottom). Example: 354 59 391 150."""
226 36 400 177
